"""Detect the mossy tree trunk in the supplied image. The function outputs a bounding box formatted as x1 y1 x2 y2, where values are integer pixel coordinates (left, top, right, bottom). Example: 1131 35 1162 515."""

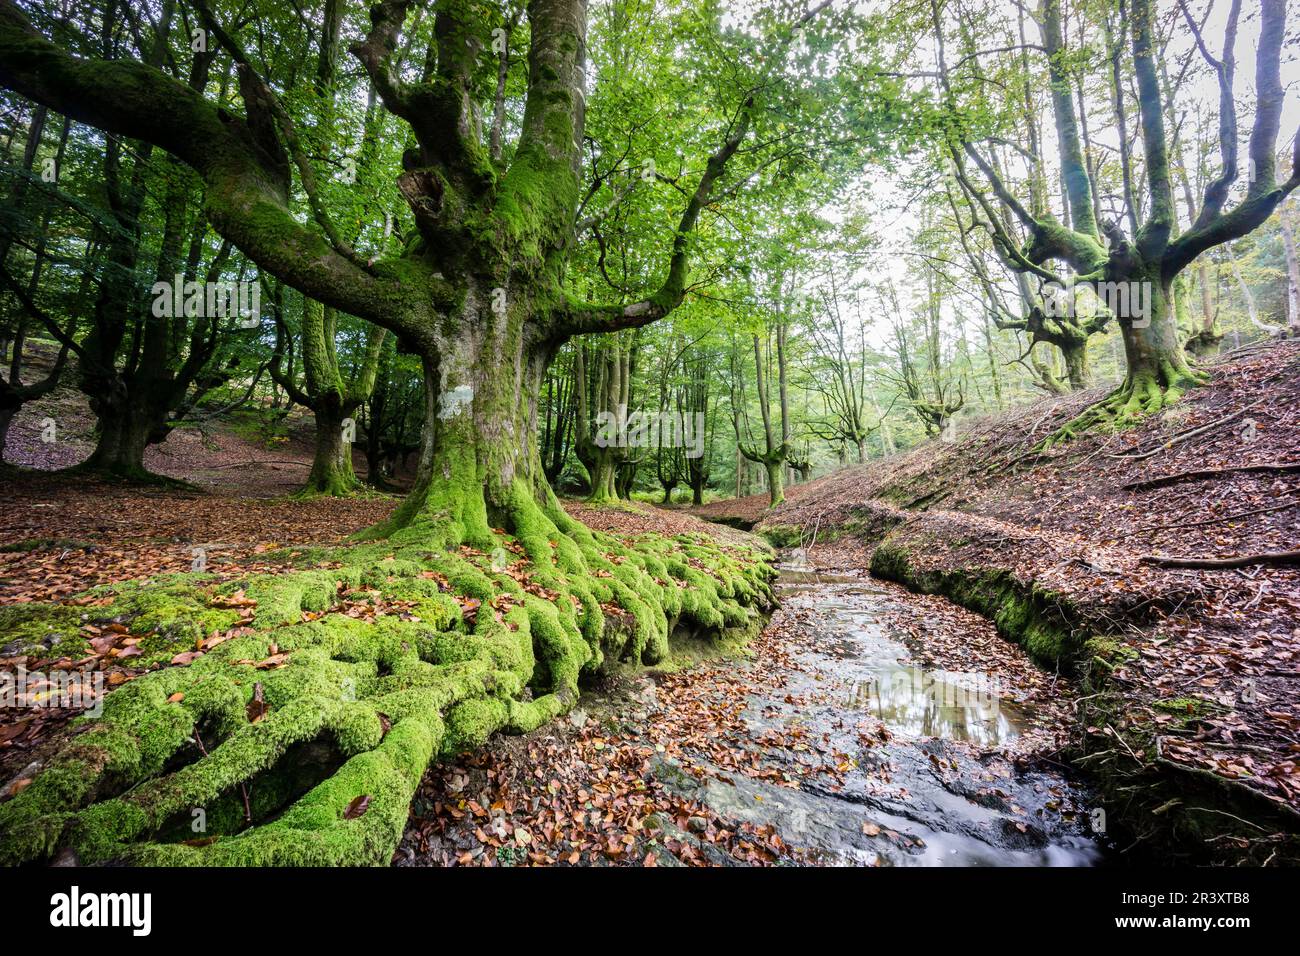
936 0 1300 443
271 298 386 497
1111 272 1201 417
1061 338 1090 391
306 398 359 496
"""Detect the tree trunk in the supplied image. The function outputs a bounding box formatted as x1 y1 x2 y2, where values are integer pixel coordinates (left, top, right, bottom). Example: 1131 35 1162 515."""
83 399 156 479
0 404 14 460
1281 200 1300 335
763 458 785 508
1113 278 1202 420
690 475 705 506
1062 339 1090 390
303 399 359 497
589 457 619 503
367 288 561 549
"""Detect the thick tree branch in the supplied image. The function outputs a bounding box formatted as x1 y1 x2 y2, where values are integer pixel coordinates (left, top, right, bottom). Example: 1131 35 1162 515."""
551 96 755 338
1164 0 1300 278
0 0 423 338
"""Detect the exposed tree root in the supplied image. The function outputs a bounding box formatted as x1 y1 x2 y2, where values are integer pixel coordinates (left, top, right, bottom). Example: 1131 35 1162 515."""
1122 461 1300 491
1039 365 1209 450
0 491 775 866
1138 550 1300 570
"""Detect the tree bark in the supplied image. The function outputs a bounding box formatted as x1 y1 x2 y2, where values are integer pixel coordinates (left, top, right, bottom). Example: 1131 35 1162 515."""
304 398 358 496
83 397 157 479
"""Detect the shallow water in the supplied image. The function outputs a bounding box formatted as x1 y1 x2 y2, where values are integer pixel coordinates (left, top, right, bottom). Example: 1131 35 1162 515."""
779 576 1026 746
655 569 1106 866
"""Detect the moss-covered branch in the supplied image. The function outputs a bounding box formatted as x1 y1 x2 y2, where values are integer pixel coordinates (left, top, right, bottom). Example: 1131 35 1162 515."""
0 0 422 336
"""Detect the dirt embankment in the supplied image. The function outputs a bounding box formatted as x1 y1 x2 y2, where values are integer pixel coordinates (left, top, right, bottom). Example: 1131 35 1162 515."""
753 341 1300 864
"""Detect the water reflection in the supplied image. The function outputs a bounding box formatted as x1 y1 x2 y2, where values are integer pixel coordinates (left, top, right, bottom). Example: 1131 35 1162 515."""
776 569 1026 747
846 667 1023 746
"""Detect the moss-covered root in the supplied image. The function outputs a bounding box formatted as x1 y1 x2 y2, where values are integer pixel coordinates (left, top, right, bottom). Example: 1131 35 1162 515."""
1040 362 1209 450
0 493 775 867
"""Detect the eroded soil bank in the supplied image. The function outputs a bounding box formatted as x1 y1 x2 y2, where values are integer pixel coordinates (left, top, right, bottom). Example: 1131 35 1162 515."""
749 342 1300 865
396 555 1101 866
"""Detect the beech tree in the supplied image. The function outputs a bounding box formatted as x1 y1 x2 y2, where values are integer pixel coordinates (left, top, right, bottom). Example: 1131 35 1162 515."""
928 0 1300 438
0 0 879 534
270 296 387 496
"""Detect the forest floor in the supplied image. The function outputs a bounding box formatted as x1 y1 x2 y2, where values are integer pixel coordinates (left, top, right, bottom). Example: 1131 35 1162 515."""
2 340 1297 865
394 546 1101 867
0 363 410 780
4 340 409 495
751 339 1300 862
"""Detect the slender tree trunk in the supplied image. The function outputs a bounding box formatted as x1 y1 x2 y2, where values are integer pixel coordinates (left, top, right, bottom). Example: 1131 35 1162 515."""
1276 201 1299 335
1228 245 1279 336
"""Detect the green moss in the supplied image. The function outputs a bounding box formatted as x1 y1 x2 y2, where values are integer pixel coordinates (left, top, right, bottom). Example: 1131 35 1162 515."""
0 480 776 867
1152 696 1226 718
0 602 86 652
871 539 1085 670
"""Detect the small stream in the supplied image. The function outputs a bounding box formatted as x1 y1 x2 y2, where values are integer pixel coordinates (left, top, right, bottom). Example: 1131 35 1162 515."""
654 567 1106 866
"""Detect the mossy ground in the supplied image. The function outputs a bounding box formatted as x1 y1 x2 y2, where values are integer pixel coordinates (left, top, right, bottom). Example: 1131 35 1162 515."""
0 497 775 867
1041 364 1209 449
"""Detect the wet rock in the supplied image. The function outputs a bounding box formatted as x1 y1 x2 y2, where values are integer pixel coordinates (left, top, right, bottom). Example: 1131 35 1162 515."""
650 755 702 796
996 817 1050 849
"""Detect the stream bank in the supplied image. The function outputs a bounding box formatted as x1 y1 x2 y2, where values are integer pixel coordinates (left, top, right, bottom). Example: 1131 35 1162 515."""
748 343 1300 864
397 554 1103 866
